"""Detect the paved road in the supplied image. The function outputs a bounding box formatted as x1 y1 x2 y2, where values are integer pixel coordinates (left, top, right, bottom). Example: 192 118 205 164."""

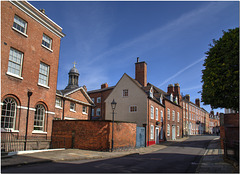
2 135 217 173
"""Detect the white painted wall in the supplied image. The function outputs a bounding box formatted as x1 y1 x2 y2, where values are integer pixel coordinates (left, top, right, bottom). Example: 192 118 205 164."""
105 74 148 127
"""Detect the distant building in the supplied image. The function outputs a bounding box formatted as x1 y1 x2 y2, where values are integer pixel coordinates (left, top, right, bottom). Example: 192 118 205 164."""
88 83 114 120
1 1 65 140
209 111 220 134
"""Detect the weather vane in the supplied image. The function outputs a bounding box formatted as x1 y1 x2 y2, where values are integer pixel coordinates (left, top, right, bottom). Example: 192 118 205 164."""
73 61 77 68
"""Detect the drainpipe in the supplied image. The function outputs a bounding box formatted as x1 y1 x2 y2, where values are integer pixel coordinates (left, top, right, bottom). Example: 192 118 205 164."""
62 98 65 120
24 90 32 151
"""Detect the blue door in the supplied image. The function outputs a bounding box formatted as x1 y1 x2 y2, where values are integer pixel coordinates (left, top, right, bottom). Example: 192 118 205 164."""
136 127 145 148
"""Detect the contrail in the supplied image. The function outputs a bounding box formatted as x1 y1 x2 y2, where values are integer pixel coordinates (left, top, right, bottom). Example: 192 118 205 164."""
159 57 205 87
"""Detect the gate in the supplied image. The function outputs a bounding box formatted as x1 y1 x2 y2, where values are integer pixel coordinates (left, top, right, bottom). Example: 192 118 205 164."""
136 127 145 148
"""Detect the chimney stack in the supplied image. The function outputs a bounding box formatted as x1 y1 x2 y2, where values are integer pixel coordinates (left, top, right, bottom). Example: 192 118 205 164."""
39 9 46 14
83 85 87 92
101 83 108 89
185 94 190 102
135 57 147 87
195 98 200 107
174 83 180 96
167 84 174 94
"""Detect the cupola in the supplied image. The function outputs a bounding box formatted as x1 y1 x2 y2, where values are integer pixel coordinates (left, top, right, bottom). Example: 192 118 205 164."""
65 62 80 89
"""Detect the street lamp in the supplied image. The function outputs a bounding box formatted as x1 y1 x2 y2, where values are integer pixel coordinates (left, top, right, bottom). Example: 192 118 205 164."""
111 99 117 152
24 90 33 151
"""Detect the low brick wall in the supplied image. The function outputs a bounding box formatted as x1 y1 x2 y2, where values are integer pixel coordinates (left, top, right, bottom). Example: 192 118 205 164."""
51 120 136 151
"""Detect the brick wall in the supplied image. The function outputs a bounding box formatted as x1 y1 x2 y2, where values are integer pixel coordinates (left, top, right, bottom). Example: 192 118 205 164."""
221 113 239 148
52 120 136 151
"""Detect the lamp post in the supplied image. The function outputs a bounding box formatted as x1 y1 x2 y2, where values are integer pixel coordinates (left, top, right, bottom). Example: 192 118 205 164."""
111 99 117 152
24 90 32 151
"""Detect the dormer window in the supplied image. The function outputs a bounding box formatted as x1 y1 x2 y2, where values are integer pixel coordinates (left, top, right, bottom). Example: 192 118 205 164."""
170 94 173 102
174 97 178 104
149 86 153 98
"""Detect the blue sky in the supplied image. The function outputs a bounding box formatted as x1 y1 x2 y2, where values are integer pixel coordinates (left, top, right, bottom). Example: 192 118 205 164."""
30 1 239 113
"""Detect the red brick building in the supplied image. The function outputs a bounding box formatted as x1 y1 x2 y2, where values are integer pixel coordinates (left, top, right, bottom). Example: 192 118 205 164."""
55 65 94 120
88 83 114 120
164 84 182 141
1 1 65 147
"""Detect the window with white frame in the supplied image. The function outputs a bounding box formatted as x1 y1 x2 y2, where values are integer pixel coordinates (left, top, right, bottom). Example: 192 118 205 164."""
170 94 173 102
150 125 154 139
13 15 27 34
151 106 154 119
34 104 45 131
1 98 17 129
177 112 180 122
96 108 101 116
42 34 52 49
82 106 87 114
38 62 49 86
156 108 159 120
55 97 62 108
183 111 185 118
177 126 180 136
161 110 163 122
97 97 101 103
172 110 175 121
167 108 170 120
123 89 128 97
7 48 23 77
91 109 94 117
130 106 137 112
167 124 170 136
70 102 76 112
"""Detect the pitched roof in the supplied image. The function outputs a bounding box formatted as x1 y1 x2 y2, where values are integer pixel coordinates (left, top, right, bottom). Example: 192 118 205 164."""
87 86 115 94
56 86 94 106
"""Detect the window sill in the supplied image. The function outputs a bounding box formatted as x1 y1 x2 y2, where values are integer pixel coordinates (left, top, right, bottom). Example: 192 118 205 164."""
70 110 76 113
82 112 87 115
55 106 62 109
12 27 28 38
32 130 47 134
1 128 19 133
41 44 53 52
6 72 23 80
38 83 50 89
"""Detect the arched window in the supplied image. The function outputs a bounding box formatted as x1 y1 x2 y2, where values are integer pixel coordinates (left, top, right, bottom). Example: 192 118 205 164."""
34 104 45 131
1 98 17 129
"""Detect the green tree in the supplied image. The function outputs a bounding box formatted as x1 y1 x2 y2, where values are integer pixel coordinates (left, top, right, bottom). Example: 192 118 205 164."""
201 27 239 111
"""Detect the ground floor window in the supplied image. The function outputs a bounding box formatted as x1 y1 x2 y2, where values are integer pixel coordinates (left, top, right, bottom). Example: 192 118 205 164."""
177 126 179 136
1 98 17 129
167 124 170 136
150 125 154 139
34 104 45 131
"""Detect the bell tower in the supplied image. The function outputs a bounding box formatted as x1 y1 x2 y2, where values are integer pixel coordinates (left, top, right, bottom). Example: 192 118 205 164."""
65 62 80 89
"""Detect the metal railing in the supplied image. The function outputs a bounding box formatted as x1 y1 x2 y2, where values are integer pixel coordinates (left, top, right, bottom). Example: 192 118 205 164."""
1 133 51 152
224 140 239 162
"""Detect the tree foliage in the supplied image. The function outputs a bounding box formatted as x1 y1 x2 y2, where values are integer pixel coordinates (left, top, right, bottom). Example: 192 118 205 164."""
201 27 239 111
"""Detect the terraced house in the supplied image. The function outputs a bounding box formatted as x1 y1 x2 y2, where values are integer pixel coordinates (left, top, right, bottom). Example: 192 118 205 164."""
1 0 65 151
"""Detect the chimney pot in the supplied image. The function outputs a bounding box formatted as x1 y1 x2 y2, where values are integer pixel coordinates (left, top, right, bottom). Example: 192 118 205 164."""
101 83 108 89
137 57 139 63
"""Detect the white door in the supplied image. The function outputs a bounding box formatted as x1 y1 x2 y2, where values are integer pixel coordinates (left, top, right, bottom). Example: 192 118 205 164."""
172 126 176 140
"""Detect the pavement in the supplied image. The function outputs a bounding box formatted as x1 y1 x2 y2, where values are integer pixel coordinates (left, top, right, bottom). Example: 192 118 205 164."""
1 136 238 173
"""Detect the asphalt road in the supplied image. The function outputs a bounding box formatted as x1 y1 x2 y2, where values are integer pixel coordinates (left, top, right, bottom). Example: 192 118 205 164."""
2 135 217 173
